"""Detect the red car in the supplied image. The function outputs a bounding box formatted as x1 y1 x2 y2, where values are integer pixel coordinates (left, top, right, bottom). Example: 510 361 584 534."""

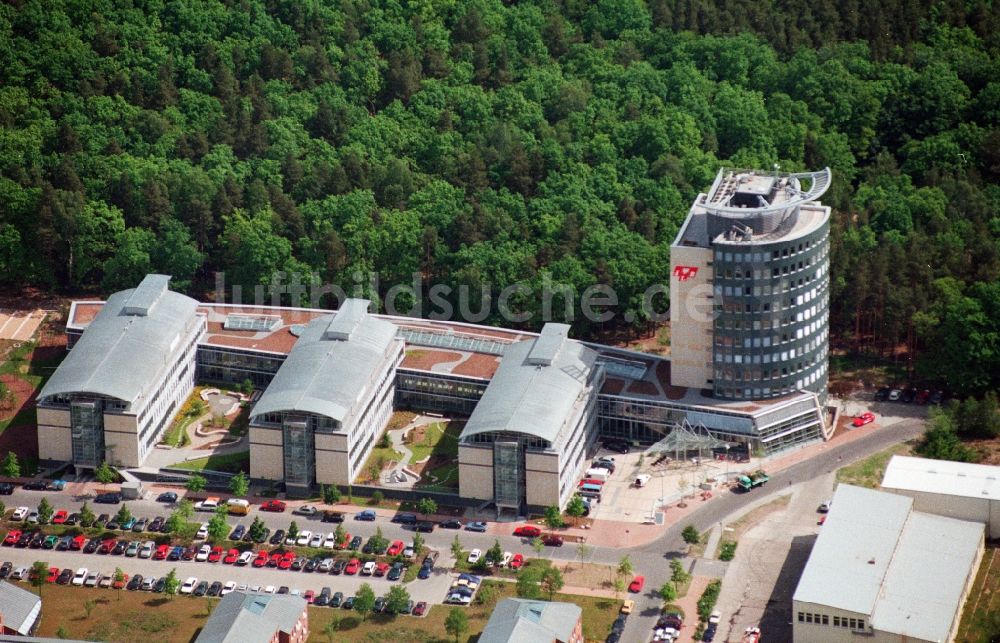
208 546 224 563
70 534 87 550
253 551 269 567
510 553 524 570
268 551 283 567
45 566 59 583
852 412 876 427
99 538 117 554
386 540 404 557
303 589 315 604
629 575 645 592
336 532 351 550
260 500 287 512
413 601 427 616
223 548 240 564
578 478 605 487
513 526 541 538
344 558 360 575
3 530 21 546
52 510 69 524
374 562 390 577
278 551 295 570
153 544 170 560
542 534 563 547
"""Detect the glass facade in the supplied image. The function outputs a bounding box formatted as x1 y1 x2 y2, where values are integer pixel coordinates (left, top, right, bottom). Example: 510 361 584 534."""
493 441 522 509
197 347 286 386
395 370 487 415
282 417 315 490
70 400 105 467
711 223 830 401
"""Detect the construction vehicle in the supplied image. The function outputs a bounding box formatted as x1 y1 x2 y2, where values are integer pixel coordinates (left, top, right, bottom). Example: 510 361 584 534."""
736 470 769 492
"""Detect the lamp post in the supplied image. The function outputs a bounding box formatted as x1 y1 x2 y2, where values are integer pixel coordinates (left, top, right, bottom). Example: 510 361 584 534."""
724 444 730 483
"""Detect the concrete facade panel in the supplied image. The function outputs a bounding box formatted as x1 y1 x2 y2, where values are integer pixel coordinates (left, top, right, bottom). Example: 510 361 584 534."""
36 407 70 428
37 424 72 462
250 442 284 481
669 245 714 390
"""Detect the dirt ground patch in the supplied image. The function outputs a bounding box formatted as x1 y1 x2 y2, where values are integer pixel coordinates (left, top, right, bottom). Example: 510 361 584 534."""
0 373 37 421
967 437 1000 465
720 495 792 549
553 560 619 591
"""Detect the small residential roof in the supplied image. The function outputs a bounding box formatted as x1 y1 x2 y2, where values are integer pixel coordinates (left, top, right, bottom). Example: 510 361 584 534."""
39 274 200 404
195 591 306 643
249 299 399 424
0 580 42 635
479 598 581 643
794 484 984 641
882 454 1000 501
460 324 600 446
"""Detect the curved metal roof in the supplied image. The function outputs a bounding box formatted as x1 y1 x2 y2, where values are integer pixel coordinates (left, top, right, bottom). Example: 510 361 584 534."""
460 324 599 446
249 299 399 424
38 275 201 404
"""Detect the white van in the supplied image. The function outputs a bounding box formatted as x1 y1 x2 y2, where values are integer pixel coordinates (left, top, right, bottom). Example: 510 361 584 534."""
586 468 610 481
634 474 651 488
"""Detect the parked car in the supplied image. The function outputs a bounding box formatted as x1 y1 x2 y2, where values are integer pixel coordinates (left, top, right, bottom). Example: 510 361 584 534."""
139 541 156 559
195 498 220 512
193 580 209 597
852 412 876 427
439 519 462 529
0 483 13 495
195 544 212 562
206 581 223 597
126 574 143 591
345 559 360 575
628 575 645 592
467 549 482 564
888 388 902 402
387 562 405 581
260 500 287 512
293 505 318 517
196 523 209 540
309 532 324 548
361 561 377 576
315 587 332 606
269 529 286 545
72 567 89 586
510 553 525 570
230 524 246 541
874 387 890 401
348 535 362 550
331 558 347 575
413 601 428 616
253 551 269 567
10 507 29 521
330 591 344 608
542 535 564 547
465 521 487 532
603 440 630 454
208 546 224 562
513 526 541 538
125 541 140 557
94 492 121 504
386 540 405 557
84 570 102 587
131 517 148 532
902 387 917 403
223 548 240 564
52 510 68 524
180 577 198 594
157 491 178 503
322 511 345 523
354 510 377 521
295 530 312 546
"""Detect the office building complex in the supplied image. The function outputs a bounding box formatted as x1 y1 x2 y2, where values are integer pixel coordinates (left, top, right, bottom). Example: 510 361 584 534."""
195 591 308 643
248 299 402 494
37 274 204 470
458 324 604 510
480 598 583 643
671 168 832 403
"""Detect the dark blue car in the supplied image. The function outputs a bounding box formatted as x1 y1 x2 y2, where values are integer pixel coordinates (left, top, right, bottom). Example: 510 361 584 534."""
355 510 376 521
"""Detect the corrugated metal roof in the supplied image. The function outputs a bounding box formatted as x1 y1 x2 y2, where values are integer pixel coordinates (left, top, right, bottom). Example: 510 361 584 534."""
460 324 599 446
882 455 1000 501
794 484 984 640
38 274 200 404
0 581 41 635
479 598 581 643
249 299 399 423
871 511 983 642
195 592 305 643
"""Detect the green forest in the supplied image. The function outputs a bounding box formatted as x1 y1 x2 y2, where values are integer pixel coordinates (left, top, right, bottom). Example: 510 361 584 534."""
0 0 998 395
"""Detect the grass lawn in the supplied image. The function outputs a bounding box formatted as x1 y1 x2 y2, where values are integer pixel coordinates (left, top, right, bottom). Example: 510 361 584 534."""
173 450 250 473
836 441 914 489
955 545 1000 642
412 422 462 491
31 575 620 643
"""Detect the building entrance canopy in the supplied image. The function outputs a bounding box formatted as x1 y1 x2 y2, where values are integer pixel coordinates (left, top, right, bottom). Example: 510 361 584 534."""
643 420 732 460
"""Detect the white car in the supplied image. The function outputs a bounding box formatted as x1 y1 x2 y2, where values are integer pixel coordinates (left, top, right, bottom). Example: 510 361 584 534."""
84 570 102 587
289 588 301 596
196 523 209 540
71 568 88 586
247 585 260 593
263 585 276 594
403 545 415 559
195 544 212 562
237 551 254 566
709 610 722 625
361 561 377 576
309 532 324 548
467 548 482 564
500 551 513 567
10 566 28 581
139 541 156 559
26 511 39 524
11 506 29 521
180 577 198 594
221 581 236 596
293 505 318 516
323 532 336 549
195 498 220 512
296 530 312 546
446 593 472 605
318 558 334 572
235 583 247 592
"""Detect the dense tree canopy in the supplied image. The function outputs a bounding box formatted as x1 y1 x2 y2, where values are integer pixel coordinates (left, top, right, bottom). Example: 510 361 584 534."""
0 0 998 393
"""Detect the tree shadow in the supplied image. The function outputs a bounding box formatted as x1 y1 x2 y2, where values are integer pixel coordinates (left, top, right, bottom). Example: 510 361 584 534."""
144 597 171 608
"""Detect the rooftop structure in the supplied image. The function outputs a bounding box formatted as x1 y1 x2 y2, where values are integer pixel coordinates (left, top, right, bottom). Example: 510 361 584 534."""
793 484 983 643
195 591 308 643
249 300 398 424
460 324 599 446
479 598 583 643
40 274 199 404
0 580 42 636
881 454 1000 538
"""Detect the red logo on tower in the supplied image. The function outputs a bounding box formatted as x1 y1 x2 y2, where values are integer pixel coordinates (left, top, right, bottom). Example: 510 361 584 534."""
673 266 699 281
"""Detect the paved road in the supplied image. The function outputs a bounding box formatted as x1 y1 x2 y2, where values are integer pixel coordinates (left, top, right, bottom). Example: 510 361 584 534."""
2 418 924 640
618 418 926 643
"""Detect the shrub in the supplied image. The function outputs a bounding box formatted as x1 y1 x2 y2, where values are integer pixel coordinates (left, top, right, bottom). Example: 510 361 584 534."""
719 540 738 561
697 580 722 621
